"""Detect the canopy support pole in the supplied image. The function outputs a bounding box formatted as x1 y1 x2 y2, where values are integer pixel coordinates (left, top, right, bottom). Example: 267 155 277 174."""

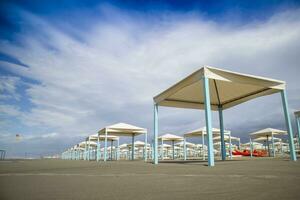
229 132 232 159
183 137 187 160
154 104 158 164
97 136 100 162
110 140 113 161
132 134 135 160
88 138 91 161
267 136 270 157
117 139 120 161
281 90 297 161
84 141 87 160
203 77 214 167
172 140 175 160
250 138 253 158
144 132 148 161
104 129 107 162
218 106 226 160
271 133 275 157
202 133 205 160
161 139 164 160
295 115 300 149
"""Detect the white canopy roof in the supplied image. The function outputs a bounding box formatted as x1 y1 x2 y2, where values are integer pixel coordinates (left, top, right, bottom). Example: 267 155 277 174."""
158 134 184 141
87 134 119 141
213 135 240 142
78 141 97 148
184 127 230 138
241 142 264 147
175 141 196 147
154 66 285 110
253 136 282 142
250 128 287 138
127 141 150 147
98 122 146 136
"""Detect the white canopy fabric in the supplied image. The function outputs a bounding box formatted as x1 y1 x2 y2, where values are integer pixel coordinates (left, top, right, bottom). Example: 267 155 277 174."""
175 141 196 147
87 134 119 141
127 141 150 147
78 141 97 148
213 135 240 142
184 127 230 138
153 66 285 110
98 122 146 136
253 136 282 142
158 134 184 141
250 128 287 138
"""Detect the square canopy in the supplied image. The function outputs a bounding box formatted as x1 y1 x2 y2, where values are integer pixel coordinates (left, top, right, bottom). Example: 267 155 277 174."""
98 122 146 137
154 66 285 110
86 134 119 141
158 133 184 141
250 128 287 138
184 127 230 138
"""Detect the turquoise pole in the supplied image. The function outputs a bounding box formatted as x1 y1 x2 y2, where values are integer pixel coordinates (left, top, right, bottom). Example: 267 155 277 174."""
250 138 253 158
110 140 113 160
218 106 226 160
144 132 147 161
296 116 300 148
281 90 296 161
161 139 164 160
97 136 100 162
153 103 158 164
202 133 205 160
117 139 120 161
183 137 187 160
203 76 214 167
88 138 91 161
132 134 135 160
229 132 232 159
84 141 87 160
172 140 175 160
104 129 108 162
271 133 275 157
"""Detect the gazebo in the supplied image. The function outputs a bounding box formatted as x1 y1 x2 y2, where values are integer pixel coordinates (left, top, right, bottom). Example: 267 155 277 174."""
183 127 231 160
98 123 147 161
86 134 119 161
158 134 183 160
153 66 296 166
250 128 287 157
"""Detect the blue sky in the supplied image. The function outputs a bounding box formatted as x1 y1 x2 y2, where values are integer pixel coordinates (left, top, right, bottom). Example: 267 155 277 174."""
0 0 300 158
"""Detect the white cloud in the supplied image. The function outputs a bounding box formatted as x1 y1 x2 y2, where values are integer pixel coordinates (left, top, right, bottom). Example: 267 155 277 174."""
0 76 21 100
0 6 300 156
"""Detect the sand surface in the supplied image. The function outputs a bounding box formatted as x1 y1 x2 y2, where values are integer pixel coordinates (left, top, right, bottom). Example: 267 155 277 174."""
0 158 300 200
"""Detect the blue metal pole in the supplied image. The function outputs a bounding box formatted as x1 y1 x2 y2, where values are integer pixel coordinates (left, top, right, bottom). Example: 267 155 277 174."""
172 140 175 160
97 136 100 162
229 132 232 159
161 139 164 160
154 104 158 164
88 138 91 161
183 137 187 160
144 132 147 161
84 141 87 160
250 138 253 158
203 76 215 167
132 134 135 160
104 129 108 162
218 106 226 160
271 133 275 157
281 90 297 161
202 133 205 160
117 139 120 160
296 116 300 149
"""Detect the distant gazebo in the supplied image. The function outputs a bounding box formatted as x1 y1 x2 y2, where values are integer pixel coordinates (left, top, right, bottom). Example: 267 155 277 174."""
153 66 296 167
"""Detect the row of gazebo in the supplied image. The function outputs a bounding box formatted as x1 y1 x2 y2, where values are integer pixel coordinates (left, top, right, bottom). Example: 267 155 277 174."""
63 66 299 167
61 124 296 161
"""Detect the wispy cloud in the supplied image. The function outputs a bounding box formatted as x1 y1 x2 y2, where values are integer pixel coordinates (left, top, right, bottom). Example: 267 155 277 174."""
0 6 300 157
